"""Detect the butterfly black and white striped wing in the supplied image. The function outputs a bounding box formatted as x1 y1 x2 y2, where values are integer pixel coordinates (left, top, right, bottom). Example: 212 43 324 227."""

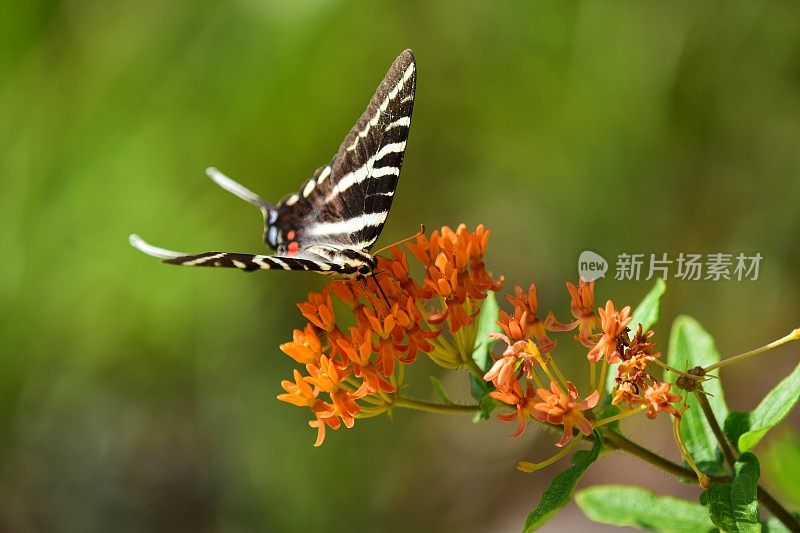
128 235 365 276
266 49 416 254
129 50 415 277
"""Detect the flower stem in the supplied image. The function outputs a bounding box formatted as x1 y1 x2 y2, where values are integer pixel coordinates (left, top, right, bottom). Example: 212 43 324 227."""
392 396 480 415
548 356 570 391
651 357 695 378
597 359 609 402
463 357 486 380
594 405 647 428
529 366 546 390
518 436 582 473
533 350 557 385
704 328 800 373
672 410 710 487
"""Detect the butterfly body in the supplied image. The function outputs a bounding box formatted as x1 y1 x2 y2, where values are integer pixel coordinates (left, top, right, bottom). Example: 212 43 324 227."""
130 50 415 278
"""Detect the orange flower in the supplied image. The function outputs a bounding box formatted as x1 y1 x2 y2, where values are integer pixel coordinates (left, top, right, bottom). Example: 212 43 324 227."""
281 224 505 445
280 324 324 365
484 334 528 392
484 334 547 392
408 224 502 332
489 379 539 438
617 353 655 378
626 324 660 360
497 307 528 342
336 327 373 367
331 279 360 307
533 381 599 447
277 369 318 407
550 280 600 347
611 379 640 408
642 381 681 419
304 355 346 394
392 294 439 357
298 286 336 332
352 362 396 396
500 284 558 352
309 402 341 447
587 300 632 363
364 305 417 375
330 388 360 428
378 249 432 300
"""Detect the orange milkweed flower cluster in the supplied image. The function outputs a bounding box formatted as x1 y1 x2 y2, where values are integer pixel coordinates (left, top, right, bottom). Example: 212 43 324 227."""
484 279 682 447
611 324 681 419
278 224 503 446
277 225 681 448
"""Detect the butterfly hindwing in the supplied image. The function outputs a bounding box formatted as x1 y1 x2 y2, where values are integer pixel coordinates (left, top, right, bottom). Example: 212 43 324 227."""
162 251 354 275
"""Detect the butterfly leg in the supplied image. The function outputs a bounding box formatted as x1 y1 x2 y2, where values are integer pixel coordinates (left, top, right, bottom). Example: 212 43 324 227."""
359 272 393 309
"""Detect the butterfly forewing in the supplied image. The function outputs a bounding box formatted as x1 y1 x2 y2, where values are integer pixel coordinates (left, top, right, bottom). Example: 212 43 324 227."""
269 50 415 254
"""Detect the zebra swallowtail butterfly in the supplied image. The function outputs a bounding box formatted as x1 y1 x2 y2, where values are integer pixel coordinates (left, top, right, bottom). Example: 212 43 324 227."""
130 49 416 278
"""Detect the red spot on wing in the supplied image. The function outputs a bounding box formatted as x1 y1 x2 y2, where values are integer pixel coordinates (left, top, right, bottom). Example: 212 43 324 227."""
288 242 300 256
287 230 296 240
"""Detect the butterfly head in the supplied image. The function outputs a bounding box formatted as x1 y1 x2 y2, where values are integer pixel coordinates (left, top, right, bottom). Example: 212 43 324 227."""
357 256 376 277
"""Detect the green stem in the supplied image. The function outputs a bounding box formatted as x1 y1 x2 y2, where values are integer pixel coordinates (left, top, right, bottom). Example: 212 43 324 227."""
600 429 704 482
463 356 486 380
758 487 800 533
704 328 800 372
392 396 481 415
594 405 647 428
694 389 800 532
693 390 737 471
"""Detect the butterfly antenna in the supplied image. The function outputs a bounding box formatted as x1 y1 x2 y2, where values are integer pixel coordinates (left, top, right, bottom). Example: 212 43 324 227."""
374 224 425 255
206 167 274 219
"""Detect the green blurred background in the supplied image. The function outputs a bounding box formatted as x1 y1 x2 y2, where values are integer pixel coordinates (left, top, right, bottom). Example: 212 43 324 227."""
2 1 799 531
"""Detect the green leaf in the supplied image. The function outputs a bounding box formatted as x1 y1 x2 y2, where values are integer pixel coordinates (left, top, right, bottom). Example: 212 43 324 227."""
737 361 800 452
473 394 500 423
576 485 715 533
468 374 497 423
723 410 751 448
700 452 761 533
471 290 501 372
667 315 729 474
469 372 490 401
523 433 602 532
595 402 621 430
630 277 667 332
605 278 667 394
429 375 453 404
762 430 800 509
